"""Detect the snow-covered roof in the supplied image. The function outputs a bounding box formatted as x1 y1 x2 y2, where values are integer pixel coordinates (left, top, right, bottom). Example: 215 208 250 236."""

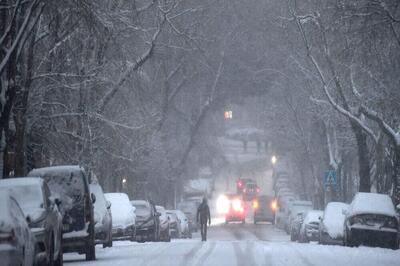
0 177 43 187
348 192 396 217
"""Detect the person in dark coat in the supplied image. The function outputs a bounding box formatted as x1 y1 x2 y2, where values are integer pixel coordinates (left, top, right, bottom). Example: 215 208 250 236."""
197 197 211 241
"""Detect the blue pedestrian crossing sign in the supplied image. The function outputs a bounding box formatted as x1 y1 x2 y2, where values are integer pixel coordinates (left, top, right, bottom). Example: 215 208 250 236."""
324 170 337 187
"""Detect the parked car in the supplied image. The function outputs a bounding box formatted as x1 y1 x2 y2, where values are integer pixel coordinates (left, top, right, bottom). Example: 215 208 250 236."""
166 211 181 238
28 165 96 261
171 210 191 238
0 191 36 266
274 196 295 229
177 201 200 232
0 177 63 266
105 193 136 241
286 200 313 234
131 200 160 242
290 212 306 241
299 210 324 243
253 195 276 224
90 183 112 248
344 192 399 249
225 195 246 224
319 202 349 245
156 206 171 242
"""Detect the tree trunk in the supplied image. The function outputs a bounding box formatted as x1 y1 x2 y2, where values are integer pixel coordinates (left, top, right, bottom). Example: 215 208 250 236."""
351 123 371 192
393 146 400 205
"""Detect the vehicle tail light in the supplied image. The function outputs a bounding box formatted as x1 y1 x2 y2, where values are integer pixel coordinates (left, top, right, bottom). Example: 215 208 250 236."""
253 200 259 209
243 188 247 193
238 181 242 187
256 188 260 193
0 230 16 244
232 199 244 212
270 200 278 212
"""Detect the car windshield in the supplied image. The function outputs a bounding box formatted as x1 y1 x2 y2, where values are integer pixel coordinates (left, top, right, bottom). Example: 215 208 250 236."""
0 185 43 213
132 203 151 216
41 171 85 212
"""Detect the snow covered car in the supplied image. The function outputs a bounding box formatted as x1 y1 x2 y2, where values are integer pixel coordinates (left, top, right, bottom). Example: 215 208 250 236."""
0 177 63 266
299 210 323 243
285 200 313 234
105 193 136 241
319 202 349 245
131 200 160 242
156 206 171 242
171 210 191 238
253 195 276 224
177 201 200 232
166 211 181 238
0 191 36 266
90 183 112 248
290 212 306 241
344 192 399 249
28 165 96 261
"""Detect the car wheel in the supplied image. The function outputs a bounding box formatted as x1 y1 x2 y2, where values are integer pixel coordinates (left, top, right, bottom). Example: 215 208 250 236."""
85 242 96 261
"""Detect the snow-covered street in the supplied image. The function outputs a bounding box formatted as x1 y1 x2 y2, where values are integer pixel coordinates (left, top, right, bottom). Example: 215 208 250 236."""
64 223 399 266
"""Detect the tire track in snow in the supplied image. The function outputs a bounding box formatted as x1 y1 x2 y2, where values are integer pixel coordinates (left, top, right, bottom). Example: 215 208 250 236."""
178 242 203 266
194 241 217 266
232 241 257 266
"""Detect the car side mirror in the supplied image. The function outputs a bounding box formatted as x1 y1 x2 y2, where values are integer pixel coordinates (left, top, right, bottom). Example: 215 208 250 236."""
396 204 400 213
26 215 31 224
106 200 111 209
91 193 96 204
318 216 322 221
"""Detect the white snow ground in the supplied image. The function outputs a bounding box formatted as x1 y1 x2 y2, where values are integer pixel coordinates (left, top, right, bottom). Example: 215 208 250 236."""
64 223 399 266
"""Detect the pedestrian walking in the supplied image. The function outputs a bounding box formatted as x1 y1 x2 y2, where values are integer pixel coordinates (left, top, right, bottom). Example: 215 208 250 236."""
197 197 211 241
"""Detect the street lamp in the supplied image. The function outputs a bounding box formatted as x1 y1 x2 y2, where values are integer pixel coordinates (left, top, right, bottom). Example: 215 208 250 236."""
271 155 277 165
122 178 127 184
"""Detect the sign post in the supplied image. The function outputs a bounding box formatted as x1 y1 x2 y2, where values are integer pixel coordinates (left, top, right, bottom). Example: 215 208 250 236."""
324 170 338 191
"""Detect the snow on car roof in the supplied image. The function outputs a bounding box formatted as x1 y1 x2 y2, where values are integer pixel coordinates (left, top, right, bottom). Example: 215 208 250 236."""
349 192 396 217
304 210 323 224
0 177 43 187
131 200 149 206
29 165 84 175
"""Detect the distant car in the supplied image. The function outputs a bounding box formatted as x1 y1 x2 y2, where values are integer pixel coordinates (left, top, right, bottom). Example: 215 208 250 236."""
299 210 324 243
156 206 171 242
177 201 200 232
319 202 349 245
225 195 246 224
170 210 191 238
0 177 63 266
290 212 306 241
236 178 253 194
286 200 313 234
242 182 260 201
131 200 160 242
105 193 136 241
0 191 36 266
90 183 112 248
344 192 399 249
253 195 276 224
166 211 181 238
28 165 96 261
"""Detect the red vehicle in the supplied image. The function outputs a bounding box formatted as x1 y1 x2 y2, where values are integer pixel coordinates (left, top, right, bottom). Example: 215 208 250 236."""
225 195 246 224
236 178 253 194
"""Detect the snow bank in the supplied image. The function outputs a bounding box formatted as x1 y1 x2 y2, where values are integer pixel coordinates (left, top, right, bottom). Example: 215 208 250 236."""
323 202 348 238
349 193 396 217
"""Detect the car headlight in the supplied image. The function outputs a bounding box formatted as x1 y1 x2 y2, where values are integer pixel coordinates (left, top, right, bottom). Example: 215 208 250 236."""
385 218 398 229
350 216 364 225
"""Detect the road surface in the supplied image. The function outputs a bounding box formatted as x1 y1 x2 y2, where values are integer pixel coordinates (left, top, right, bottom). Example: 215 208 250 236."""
64 223 399 266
